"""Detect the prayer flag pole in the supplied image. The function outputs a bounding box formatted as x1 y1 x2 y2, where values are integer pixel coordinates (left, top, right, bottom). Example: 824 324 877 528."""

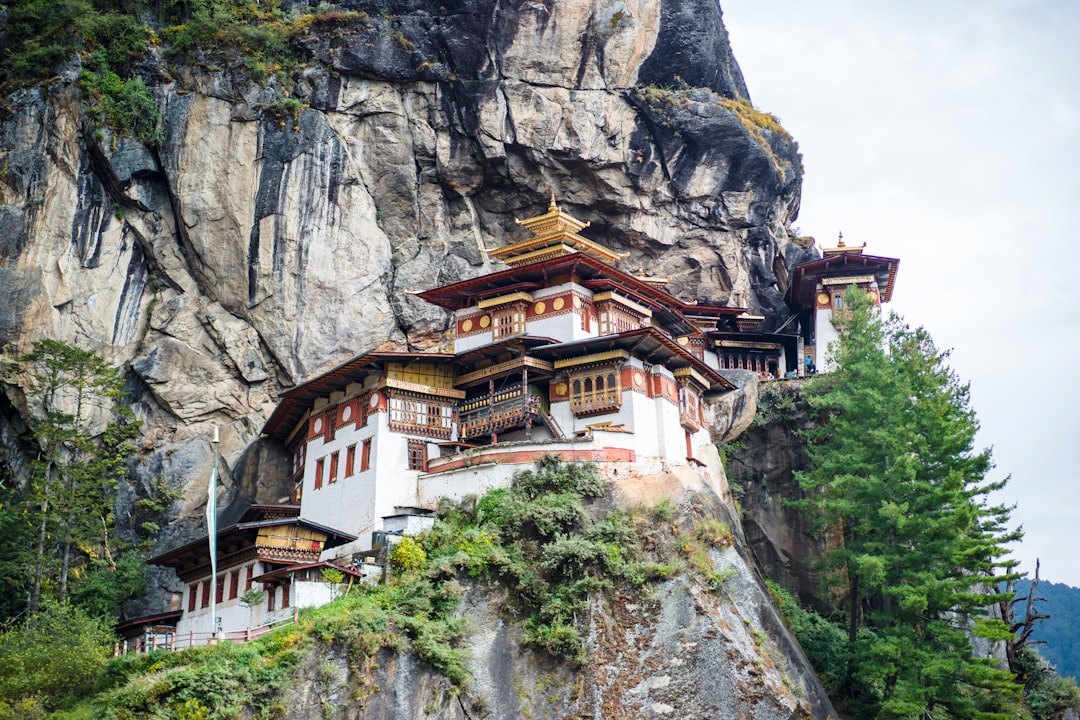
207 427 220 640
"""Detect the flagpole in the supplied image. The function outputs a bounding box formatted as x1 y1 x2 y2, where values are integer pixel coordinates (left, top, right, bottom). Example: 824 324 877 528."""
208 427 220 641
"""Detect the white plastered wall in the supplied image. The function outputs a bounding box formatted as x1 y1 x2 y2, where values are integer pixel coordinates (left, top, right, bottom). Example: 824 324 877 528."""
815 306 839 372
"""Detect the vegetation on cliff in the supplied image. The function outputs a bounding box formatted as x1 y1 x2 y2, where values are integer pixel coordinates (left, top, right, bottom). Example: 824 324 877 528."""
0 457 739 718
1 0 347 138
0 341 146 621
773 287 1077 720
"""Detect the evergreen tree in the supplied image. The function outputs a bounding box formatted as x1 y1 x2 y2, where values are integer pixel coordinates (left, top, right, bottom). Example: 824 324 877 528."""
0 340 141 618
796 287 1022 719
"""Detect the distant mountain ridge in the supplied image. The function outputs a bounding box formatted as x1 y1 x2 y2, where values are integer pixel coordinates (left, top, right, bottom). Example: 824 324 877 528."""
1017 578 1080 681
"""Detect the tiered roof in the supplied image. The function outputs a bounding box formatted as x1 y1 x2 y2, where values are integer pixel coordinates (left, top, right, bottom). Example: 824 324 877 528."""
787 234 899 308
485 196 627 267
149 505 356 582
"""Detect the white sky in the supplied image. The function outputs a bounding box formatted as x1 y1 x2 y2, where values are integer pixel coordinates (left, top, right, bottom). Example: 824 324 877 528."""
721 0 1080 587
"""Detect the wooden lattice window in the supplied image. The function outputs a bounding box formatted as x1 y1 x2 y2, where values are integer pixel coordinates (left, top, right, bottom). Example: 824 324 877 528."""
215 575 224 603
389 395 454 439
407 439 428 471
291 443 305 483
597 304 642 336
678 383 702 432
314 458 324 490
570 367 622 417
329 452 339 484
188 584 197 612
201 581 210 608
492 303 527 339
229 571 239 600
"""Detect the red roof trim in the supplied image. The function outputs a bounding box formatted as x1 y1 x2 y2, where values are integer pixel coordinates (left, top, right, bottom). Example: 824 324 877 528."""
418 252 741 317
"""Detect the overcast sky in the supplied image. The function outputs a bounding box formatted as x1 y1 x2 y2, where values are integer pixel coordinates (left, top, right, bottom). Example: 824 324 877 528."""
720 0 1080 587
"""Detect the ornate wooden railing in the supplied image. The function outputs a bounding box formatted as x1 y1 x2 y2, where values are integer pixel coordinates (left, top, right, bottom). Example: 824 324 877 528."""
570 389 621 417
459 392 540 440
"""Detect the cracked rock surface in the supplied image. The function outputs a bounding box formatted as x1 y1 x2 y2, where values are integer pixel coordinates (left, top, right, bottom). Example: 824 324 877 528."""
0 4 827 714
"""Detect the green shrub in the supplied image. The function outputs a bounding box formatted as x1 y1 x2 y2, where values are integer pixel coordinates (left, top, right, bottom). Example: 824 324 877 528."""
389 537 428 574
79 68 163 144
0 602 114 714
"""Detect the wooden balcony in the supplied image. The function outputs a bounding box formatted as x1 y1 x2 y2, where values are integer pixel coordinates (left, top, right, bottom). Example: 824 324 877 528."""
570 389 621 417
459 393 539 440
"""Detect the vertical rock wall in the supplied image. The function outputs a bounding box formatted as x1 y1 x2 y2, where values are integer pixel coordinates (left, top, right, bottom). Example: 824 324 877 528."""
0 0 803 593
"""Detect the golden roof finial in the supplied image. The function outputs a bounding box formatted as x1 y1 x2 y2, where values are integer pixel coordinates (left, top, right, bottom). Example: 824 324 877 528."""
837 231 845 248
549 192 558 212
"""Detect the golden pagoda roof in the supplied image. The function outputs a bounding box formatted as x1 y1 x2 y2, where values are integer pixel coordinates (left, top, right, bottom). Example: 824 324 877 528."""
487 196 627 267
821 231 867 256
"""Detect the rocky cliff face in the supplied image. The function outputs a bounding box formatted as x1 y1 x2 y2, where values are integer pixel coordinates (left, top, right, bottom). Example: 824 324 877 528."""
0 1 827 716
720 380 832 612
284 552 833 720
1 0 800 459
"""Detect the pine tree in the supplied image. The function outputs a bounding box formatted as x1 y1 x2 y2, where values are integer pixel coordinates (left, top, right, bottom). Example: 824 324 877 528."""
797 287 1022 719
0 340 141 617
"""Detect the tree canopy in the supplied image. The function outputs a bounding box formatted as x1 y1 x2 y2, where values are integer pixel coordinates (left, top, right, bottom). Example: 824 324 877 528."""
0 340 142 620
795 287 1023 719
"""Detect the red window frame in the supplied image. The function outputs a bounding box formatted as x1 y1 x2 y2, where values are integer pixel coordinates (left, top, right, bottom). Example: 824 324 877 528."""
361 439 372 472
345 444 356 477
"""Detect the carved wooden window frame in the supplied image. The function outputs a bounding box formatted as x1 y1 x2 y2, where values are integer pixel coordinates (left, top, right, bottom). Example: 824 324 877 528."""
407 439 428 471
492 301 528 339
568 364 623 417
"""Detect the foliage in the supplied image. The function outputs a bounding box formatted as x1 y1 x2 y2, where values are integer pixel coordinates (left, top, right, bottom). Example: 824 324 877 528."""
388 537 427 574
1012 646 1080 720
694 518 732 548
0 601 114 718
67 553 146 619
766 581 850 697
92 638 300 720
239 589 265 607
0 0 370 145
79 68 163 144
421 456 617 661
795 287 1024 719
0 340 142 618
0 0 97 83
